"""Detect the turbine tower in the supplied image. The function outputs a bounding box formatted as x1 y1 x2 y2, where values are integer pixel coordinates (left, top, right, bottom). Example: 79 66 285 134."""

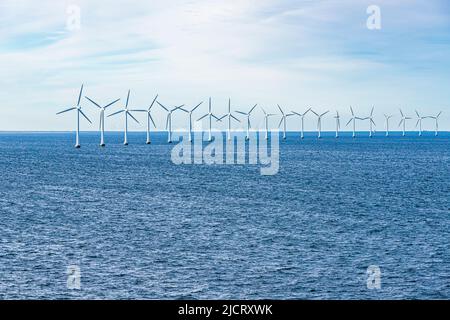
197 97 221 142
261 107 275 140
291 108 311 139
346 106 362 138
333 111 340 138
84 96 120 147
311 110 329 139
56 84 92 148
130 94 159 144
157 101 186 143
107 90 140 145
218 98 241 141
414 110 426 136
277 104 293 140
183 101 203 142
363 106 376 137
398 109 411 136
383 114 393 136
235 104 258 140
428 111 442 136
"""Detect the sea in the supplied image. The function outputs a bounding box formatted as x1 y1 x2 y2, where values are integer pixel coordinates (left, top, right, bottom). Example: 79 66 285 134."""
0 131 449 299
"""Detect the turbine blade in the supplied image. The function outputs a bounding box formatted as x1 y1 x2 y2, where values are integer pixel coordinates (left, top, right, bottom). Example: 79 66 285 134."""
149 114 156 128
104 98 120 109
398 119 404 127
84 96 101 109
399 108 404 117
346 118 352 126
311 110 319 116
291 111 300 116
260 107 267 115
79 109 92 124
249 104 257 114
278 117 283 128
235 111 247 115
56 107 76 115
125 90 131 107
128 112 140 124
370 106 374 116
77 84 83 106
108 110 124 117
277 104 284 115
217 115 226 121
350 106 354 116
149 94 159 110
191 101 203 112
157 101 169 112
212 114 222 121
231 115 241 122
321 111 329 117
197 114 208 121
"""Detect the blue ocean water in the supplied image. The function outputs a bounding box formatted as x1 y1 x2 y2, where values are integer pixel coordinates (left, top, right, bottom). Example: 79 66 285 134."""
0 131 449 299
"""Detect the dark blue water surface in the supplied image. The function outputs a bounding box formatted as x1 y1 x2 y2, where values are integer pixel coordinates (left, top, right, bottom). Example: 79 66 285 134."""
0 131 449 299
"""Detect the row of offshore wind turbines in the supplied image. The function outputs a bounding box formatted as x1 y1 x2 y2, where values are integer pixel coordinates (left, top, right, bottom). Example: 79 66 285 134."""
57 85 444 148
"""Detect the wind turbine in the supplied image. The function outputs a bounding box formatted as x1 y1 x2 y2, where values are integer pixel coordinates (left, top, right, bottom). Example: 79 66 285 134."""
217 98 241 141
414 110 426 136
157 101 186 143
398 109 411 136
277 104 293 140
363 106 376 137
197 97 221 142
428 111 442 136
310 110 329 139
291 108 311 139
182 101 203 142
345 106 362 138
56 84 92 148
129 94 158 144
84 96 120 147
333 111 340 138
107 90 140 145
261 107 275 140
235 104 258 140
383 114 393 136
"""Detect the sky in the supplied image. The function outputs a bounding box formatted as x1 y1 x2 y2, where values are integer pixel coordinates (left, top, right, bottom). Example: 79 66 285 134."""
0 0 449 132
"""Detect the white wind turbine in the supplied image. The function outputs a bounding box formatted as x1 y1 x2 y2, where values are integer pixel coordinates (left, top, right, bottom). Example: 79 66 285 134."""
345 106 363 138
277 104 293 140
261 107 276 140
428 111 442 136
107 90 140 145
157 101 186 143
383 114 393 136
414 110 426 136
217 98 241 141
197 97 221 142
181 101 203 142
311 110 329 139
363 106 376 137
56 84 92 148
333 111 340 138
398 109 411 136
84 96 120 147
129 94 158 144
235 104 258 140
291 108 311 139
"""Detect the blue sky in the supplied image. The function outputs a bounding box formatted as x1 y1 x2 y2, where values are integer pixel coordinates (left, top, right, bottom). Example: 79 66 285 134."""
1 0 449 131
